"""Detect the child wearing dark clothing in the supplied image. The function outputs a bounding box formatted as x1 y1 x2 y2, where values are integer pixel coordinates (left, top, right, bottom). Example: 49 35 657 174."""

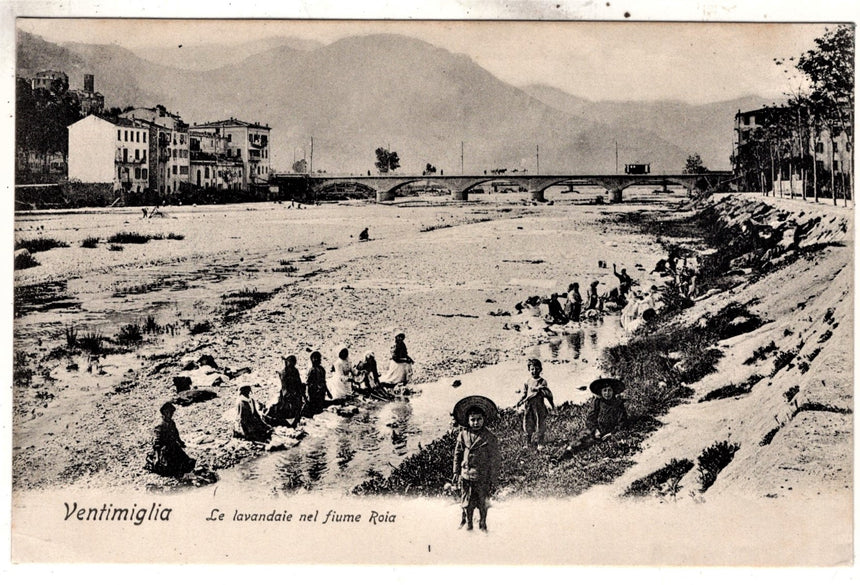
305 351 332 414
586 378 628 439
552 378 628 461
145 402 196 478
452 396 501 532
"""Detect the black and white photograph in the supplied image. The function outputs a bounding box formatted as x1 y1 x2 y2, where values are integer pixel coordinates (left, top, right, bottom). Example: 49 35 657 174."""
5 3 856 569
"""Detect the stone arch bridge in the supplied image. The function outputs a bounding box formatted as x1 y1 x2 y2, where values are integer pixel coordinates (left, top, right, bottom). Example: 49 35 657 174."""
271 172 734 203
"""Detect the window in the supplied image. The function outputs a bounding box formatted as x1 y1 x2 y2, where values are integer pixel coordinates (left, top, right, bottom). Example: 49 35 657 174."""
180 135 185 145
134 168 141 179
124 130 128 141
227 134 232 142
173 165 178 175
833 142 840 153
815 142 825 154
173 148 178 158
135 149 139 160
142 169 148 180
123 148 128 162
236 148 241 157
136 131 139 142
117 130 121 140
143 133 147 144
173 135 177 145
834 160 840 171
180 166 188 175
205 167 210 179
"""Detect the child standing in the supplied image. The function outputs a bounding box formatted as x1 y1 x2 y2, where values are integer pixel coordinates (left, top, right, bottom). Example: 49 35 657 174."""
452 395 501 532
516 358 555 446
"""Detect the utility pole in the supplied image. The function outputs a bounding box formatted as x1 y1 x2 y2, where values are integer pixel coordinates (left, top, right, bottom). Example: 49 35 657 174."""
310 137 314 174
615 140 618 174
461 141 464 175
536 144 540 175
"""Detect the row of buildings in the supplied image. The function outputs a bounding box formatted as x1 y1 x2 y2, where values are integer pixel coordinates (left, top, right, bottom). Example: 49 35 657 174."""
732 106 852 197
68 106 271 195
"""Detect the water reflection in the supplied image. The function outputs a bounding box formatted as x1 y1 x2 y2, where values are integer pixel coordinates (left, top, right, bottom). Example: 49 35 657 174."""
565 329 584 360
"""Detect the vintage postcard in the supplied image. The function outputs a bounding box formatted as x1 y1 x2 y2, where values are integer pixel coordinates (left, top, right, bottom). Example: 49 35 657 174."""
6 9 856 569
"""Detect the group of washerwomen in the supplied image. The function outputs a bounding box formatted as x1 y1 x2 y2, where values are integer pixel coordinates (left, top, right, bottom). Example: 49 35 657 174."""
450 357 627 532
517 263 636 326
145 332 415 480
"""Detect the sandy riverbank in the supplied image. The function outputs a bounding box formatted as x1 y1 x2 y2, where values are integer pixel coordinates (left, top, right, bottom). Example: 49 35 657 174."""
13 189 672 492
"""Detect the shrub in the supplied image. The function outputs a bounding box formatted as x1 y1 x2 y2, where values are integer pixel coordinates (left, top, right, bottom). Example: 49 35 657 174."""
80 236 99 248
108 244 124 252
699 374 763 403
143 315 160 334
760 427 780 446
14 253 40 270
64 325 78 349
697 441 739 491
107 232 151 244
115 322 143 345
624 458 694 498
166 233 185 240
772 351 797 375
15 237 69 253
78 330 106 354
189 321 212 335
221 287 276 317
13 351 33 386
744 341 778 365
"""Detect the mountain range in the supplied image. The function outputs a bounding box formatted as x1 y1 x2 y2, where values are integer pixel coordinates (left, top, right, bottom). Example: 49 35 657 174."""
17 30 771 174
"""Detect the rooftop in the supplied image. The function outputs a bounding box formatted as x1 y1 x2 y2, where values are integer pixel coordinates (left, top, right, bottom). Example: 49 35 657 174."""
192 117 270 130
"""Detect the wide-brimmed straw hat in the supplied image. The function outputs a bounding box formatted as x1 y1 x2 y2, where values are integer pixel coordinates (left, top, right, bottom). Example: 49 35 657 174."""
453 395 499 427
589 378 626 396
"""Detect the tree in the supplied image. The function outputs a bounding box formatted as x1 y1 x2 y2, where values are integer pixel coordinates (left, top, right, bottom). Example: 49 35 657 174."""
683 153 708 175
424 163 437 175
374 147 400 173
796 25 854 204
292 159 308 173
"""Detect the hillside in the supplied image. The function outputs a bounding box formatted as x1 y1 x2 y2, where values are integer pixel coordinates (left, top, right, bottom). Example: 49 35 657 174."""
19 30 732 174
524 83 772 170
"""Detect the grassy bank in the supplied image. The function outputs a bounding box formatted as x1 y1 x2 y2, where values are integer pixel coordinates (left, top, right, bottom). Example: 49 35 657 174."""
355 196 776 498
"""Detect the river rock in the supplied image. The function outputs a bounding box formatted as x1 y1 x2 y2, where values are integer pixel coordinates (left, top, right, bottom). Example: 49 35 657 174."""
182 361 198 371
197 354 218 369
173 376 192 392
173 388 218 406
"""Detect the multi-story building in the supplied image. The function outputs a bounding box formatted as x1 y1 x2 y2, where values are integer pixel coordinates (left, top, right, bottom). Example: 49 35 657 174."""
190 118 271 190
69 74 104 117
189 130 244 190
68 114 151 193
734 107 852 196
30 70 68 91
121 106 190 195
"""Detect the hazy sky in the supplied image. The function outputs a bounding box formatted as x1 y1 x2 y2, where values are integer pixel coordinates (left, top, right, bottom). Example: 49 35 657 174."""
16 18 836 104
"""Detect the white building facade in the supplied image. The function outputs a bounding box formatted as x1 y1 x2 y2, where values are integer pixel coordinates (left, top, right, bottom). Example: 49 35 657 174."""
190 118 271 190
68 114 151 193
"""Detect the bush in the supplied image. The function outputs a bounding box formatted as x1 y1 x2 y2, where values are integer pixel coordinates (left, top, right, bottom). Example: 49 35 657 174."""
78 330 106 354
107 232 152 244
189 321 212 335
624 458 694 497
80 236 99 248
14 253 40 270
15 237 69 253
166 233 184 240
697 441 739 491
699 374 763 403
108 244 124 252
744 341 778 365
13 351 34 386
115 322 143 345
64 325 78 349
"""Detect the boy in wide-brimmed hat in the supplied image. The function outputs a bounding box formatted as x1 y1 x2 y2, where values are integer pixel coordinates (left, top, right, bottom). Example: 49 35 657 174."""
451 395 501 532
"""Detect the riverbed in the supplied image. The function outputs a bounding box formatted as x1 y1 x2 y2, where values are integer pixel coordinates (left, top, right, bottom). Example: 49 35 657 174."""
13 187 674 492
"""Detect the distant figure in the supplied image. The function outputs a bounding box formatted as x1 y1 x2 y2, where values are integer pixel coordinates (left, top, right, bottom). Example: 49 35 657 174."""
586 280 600 311
305 351 332 414
234 386 272 442
379 332 414 387
515 358 555 446
452 395 501 532
546 293 567 324
264 355 305 428
329 347 354 402
354 352 382 394
565 283 582 322
141 207 148 219
145 402 196 478
613 263 633 297
359 227 369 241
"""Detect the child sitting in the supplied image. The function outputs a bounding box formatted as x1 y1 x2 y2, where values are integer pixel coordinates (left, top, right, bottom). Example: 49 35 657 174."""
516 358 555 446
552 378 628 462
451 395 501 532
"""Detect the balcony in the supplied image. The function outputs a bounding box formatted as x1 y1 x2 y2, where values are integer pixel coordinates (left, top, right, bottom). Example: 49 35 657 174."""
116 156 148 164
